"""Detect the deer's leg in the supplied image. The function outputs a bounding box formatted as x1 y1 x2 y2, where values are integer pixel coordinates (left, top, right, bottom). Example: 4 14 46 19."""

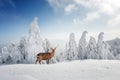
35 56 39 64
35 59 38 64
47 59 49 64
35 59 39 64
46 59 48 64
48 60 49 64
39 60 41 64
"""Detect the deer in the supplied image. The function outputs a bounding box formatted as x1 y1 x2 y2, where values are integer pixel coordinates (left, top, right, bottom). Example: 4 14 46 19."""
35 48 56 64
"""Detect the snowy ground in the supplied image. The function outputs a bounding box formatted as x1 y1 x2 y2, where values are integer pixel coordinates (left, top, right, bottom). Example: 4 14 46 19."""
0 60 120 80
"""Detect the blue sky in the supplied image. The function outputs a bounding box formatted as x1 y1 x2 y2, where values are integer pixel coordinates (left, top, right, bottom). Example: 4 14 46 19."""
0 0 120 43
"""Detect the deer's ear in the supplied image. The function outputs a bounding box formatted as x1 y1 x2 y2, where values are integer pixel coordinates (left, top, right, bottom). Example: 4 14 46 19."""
54 48 56 50
50 48 53 50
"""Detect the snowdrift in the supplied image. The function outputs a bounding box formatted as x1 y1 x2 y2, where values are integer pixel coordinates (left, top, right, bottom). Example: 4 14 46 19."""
0 60 120 80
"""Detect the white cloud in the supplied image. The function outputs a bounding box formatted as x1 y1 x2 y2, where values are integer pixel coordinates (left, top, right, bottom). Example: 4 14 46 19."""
47 0 73 11
64 4 76 14
107 14 120 27
74 0 101 9
99 3 114 15
47 0 63 11
83 11 100 22
48 0 120 27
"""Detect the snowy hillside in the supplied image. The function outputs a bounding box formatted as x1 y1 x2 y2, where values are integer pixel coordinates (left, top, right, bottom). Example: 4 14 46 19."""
0 60 120 80
0 17 120 64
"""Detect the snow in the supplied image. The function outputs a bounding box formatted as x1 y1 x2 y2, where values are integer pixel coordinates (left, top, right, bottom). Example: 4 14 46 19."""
0 60 120 80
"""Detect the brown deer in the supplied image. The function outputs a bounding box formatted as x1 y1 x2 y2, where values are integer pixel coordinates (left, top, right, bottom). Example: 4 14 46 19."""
35 48 56 64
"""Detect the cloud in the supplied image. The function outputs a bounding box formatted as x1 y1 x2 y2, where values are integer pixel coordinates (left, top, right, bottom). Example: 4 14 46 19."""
83 11 100 22
64 4 76 14
74 0 120 21
99 3 114 16
107 14 120 27
47 0 120 27
47 0 73 11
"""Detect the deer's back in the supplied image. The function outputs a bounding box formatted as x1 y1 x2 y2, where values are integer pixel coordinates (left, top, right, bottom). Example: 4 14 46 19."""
37 53 52 60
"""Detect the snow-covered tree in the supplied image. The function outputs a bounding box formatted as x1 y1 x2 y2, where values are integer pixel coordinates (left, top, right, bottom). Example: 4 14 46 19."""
58 52 65 62
87 36 98 59
55 47 65 62
97 32 114 59
64 43 69 60
0 48 2 63
103 42 114 59
67 33 78 60
0 48 1 63
1 47 8 63
97 32 107 59
97 32 104 59
78 31 88 59
10 42 21 63
28 17 42 45
42 39 51 53
26 17 43 63
1 47 12 63
18 36 28 63
107 38 120 59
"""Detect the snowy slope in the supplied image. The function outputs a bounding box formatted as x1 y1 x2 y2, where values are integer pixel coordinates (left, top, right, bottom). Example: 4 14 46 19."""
0 60 120 80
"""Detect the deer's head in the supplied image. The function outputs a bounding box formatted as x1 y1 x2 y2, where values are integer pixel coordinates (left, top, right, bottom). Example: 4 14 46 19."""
51 48 56 53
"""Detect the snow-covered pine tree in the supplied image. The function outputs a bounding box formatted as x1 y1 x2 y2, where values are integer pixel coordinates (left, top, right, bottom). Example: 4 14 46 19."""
97 32 107 59
64 43 69 60
0 56 1 64
26 17 43 63
42 39 51 53
67 33 78 60
107 38 120 59
87 36 98 59
18 36 28 63
103 42 114 59
1 46 10 63
97 32 114 59
10 42 21 63
78 31 88 59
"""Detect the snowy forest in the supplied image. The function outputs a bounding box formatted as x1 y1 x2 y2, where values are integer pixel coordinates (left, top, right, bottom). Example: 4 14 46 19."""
0 17 120 64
